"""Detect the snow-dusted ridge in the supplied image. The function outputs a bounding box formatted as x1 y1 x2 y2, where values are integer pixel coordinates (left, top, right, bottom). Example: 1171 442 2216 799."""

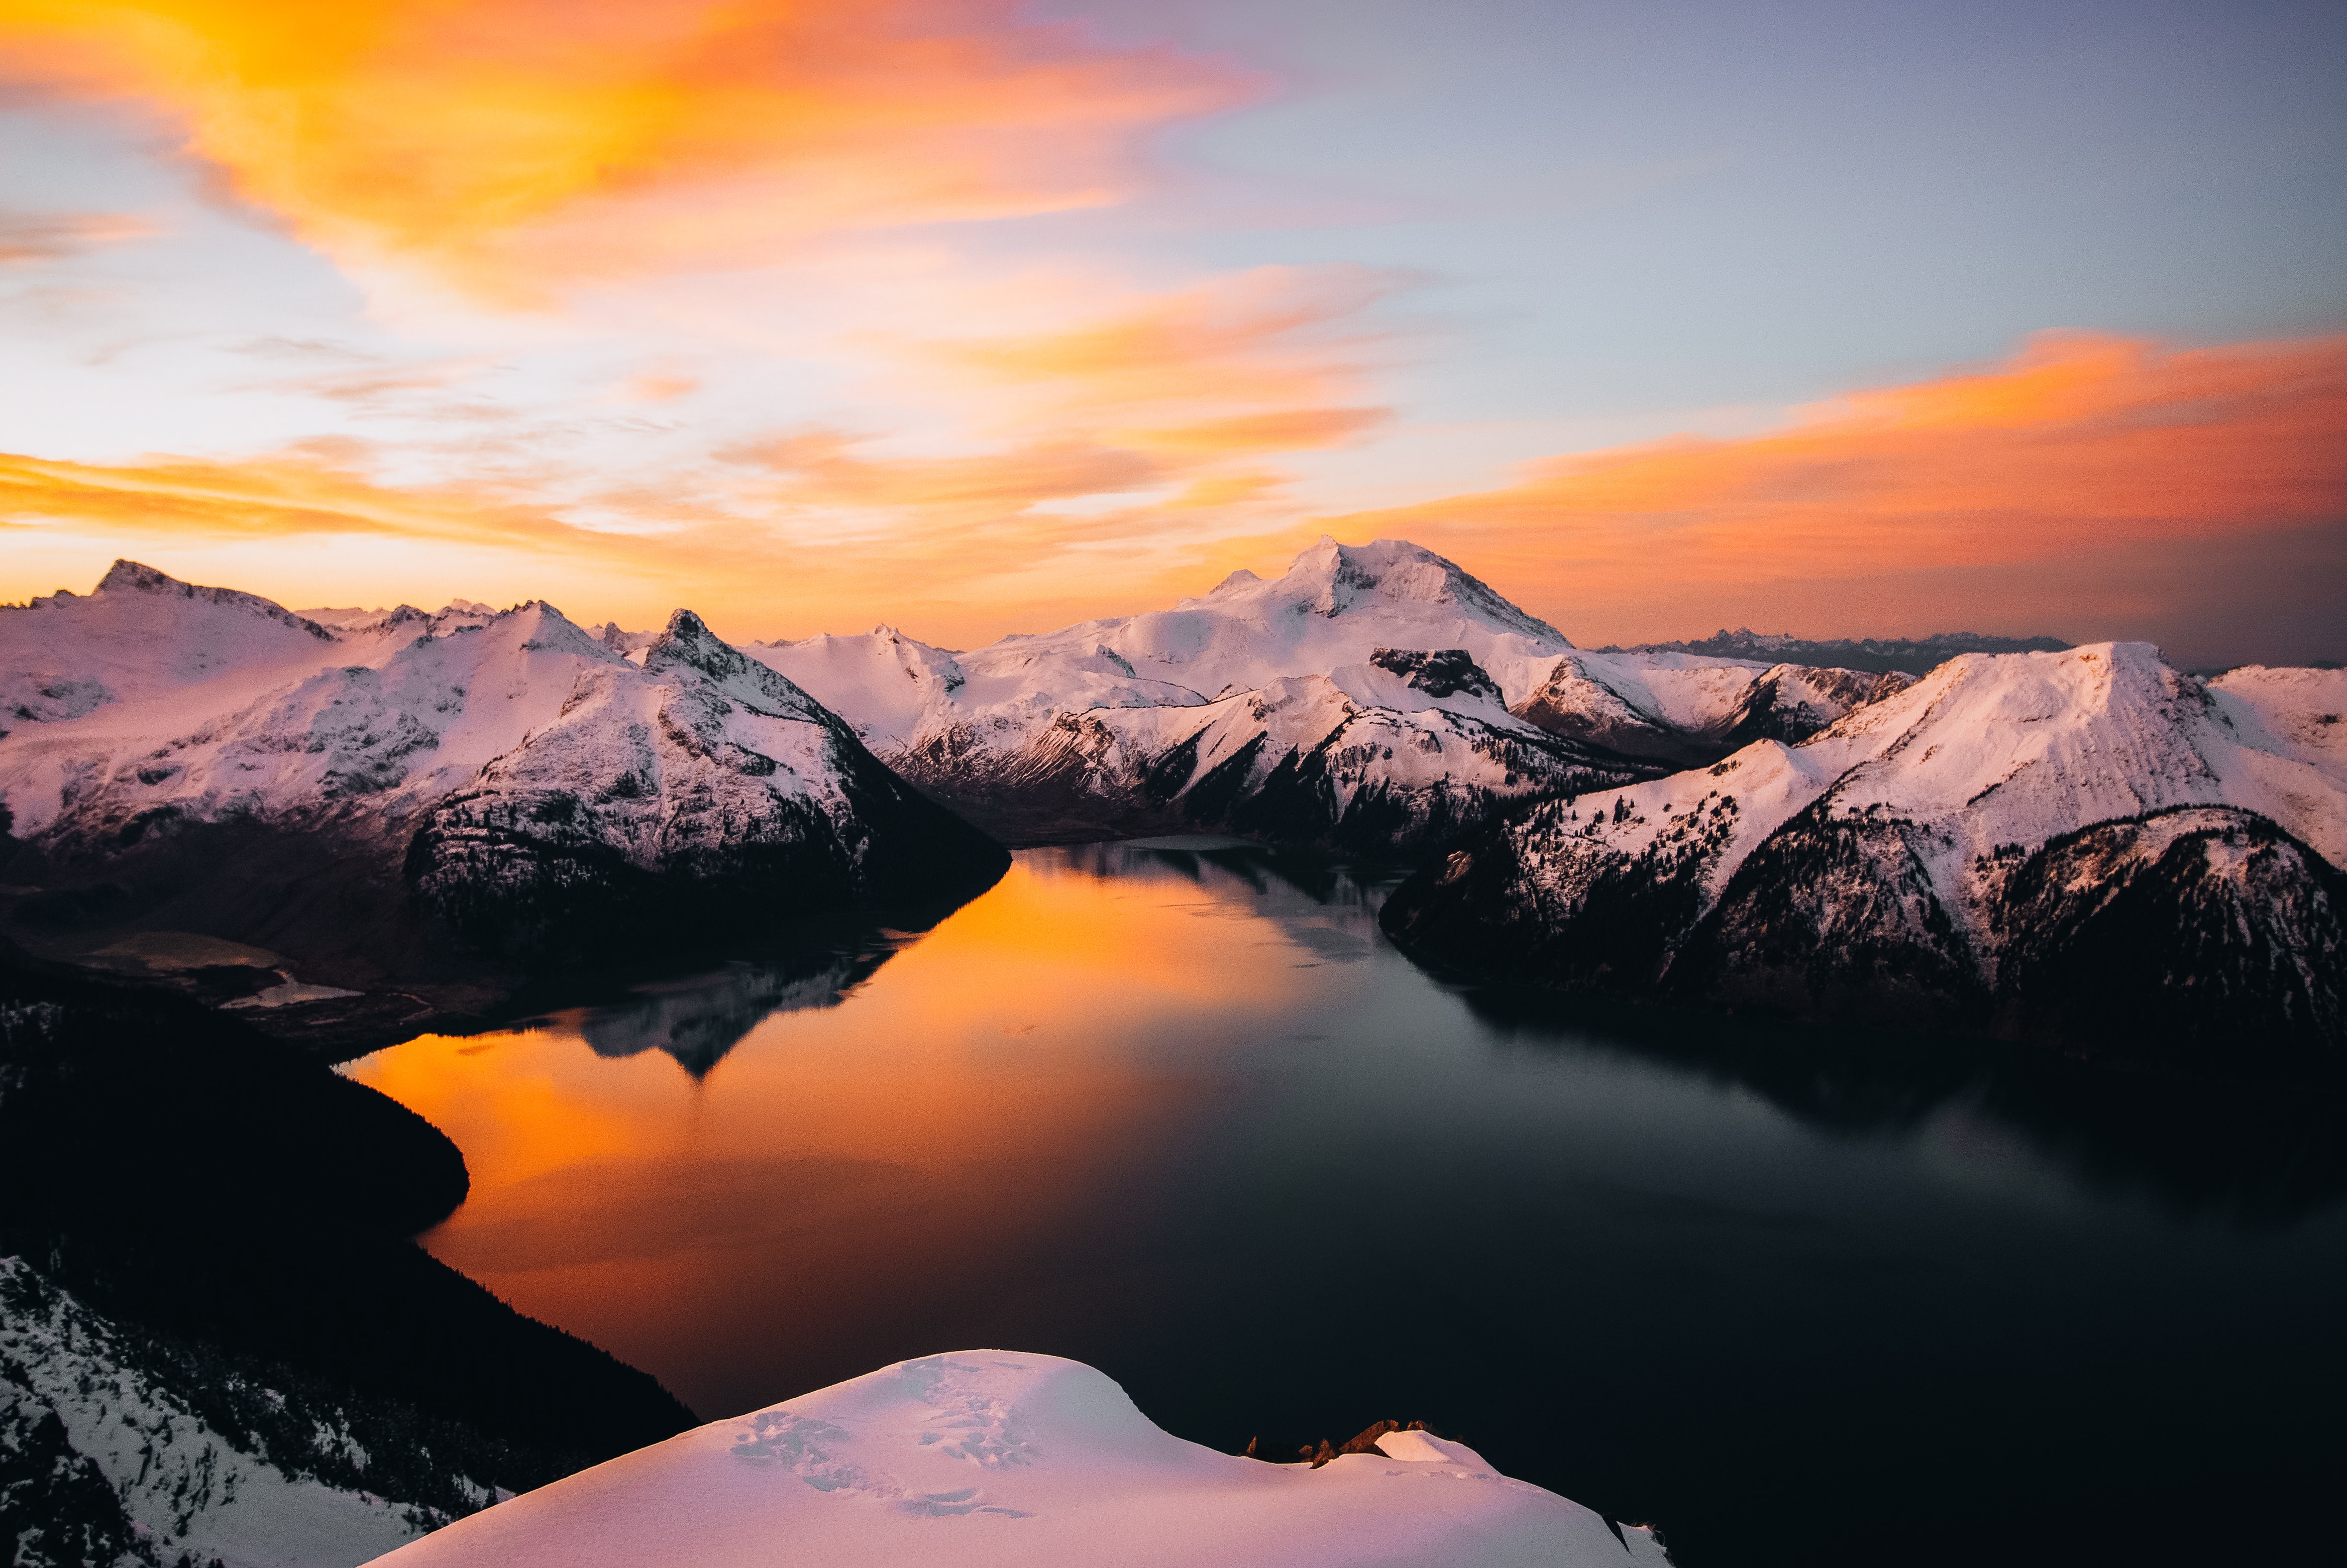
0 1256 472 1568
746 537 1906 853
1383 644 2347 1061
376 1351 1670 1568
0 564 1005 988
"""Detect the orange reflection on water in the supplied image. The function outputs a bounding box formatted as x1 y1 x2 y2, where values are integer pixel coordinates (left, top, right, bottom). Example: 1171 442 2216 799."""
346 849 1329 1415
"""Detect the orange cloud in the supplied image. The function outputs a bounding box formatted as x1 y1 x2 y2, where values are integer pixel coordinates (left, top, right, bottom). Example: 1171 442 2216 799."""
0 445 592 549
727 429 1165 512
620 371 699 403
0 0 1253 298
1318 331 2347 653
0 438 1271 642
921 266 1396 416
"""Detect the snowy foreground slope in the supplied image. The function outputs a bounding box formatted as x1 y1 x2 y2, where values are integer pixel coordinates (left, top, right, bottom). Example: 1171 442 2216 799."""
749 537 1906 852
1384 645 2347 1061
0 1257 469 1568
379 1352 1669 1568
0 565 1003 977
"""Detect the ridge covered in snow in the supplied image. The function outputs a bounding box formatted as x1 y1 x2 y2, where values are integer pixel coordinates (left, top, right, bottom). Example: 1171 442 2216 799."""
746 538 1910 854
2 562 341 731
0 564 1005 988
1383 644 2347 1060
377 1351 1671 1568
0 1256 478 1568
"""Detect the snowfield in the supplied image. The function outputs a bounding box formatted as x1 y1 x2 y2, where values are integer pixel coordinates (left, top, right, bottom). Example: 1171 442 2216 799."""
376 1352 1670 1568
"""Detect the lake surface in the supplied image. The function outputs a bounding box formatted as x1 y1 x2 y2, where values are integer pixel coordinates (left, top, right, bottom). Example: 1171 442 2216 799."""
348 840 2347 1567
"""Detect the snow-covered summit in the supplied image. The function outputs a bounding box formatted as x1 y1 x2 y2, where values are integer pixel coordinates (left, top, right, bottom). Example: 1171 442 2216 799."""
991 534 1573 706
750 537 1582 751
377 1351 1666 1568
2 558 338 728
1162 534 1571 660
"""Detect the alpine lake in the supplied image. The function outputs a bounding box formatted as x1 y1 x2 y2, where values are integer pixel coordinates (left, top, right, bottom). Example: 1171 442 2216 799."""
345 838 2347 1568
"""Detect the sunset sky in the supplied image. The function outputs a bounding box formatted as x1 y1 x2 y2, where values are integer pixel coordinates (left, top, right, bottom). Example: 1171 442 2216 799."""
2 0 2340 667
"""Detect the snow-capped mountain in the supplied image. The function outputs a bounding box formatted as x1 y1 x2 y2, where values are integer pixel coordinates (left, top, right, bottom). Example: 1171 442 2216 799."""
1382 644 2347 1061
1 1256 481 1568
748 537 1908 854
0 565 1005 976
374 1351 1671 1568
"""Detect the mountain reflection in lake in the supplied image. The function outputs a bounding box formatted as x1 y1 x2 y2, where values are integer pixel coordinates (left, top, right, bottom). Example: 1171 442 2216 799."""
573 948 899 1076
347 840 2347 1568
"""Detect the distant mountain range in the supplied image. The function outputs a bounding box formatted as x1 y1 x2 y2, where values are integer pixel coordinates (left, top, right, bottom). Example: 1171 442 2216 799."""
3 541 2340 1061
1602 628 2073 675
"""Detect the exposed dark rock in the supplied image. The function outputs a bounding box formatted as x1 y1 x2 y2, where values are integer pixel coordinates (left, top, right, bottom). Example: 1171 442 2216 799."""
0 1381 149 1568
1989 808 2345 1066
1368 648 1504 703
1705 667 1914 751
1239 1418 1452 1468
1380 792 1734 989
1664 804 1986 1031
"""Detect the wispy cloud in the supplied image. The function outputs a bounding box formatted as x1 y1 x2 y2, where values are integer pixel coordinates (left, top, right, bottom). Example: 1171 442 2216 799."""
0 206 160 264
234 354 507 407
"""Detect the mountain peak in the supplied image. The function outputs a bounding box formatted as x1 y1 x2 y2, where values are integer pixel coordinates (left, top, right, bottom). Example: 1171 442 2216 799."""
96 559 186 596
83 559 335 640
648 607 756 677
1267 536 1570 645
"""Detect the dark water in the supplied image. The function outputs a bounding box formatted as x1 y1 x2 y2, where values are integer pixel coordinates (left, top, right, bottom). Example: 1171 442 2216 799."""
348 841 2347 1567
